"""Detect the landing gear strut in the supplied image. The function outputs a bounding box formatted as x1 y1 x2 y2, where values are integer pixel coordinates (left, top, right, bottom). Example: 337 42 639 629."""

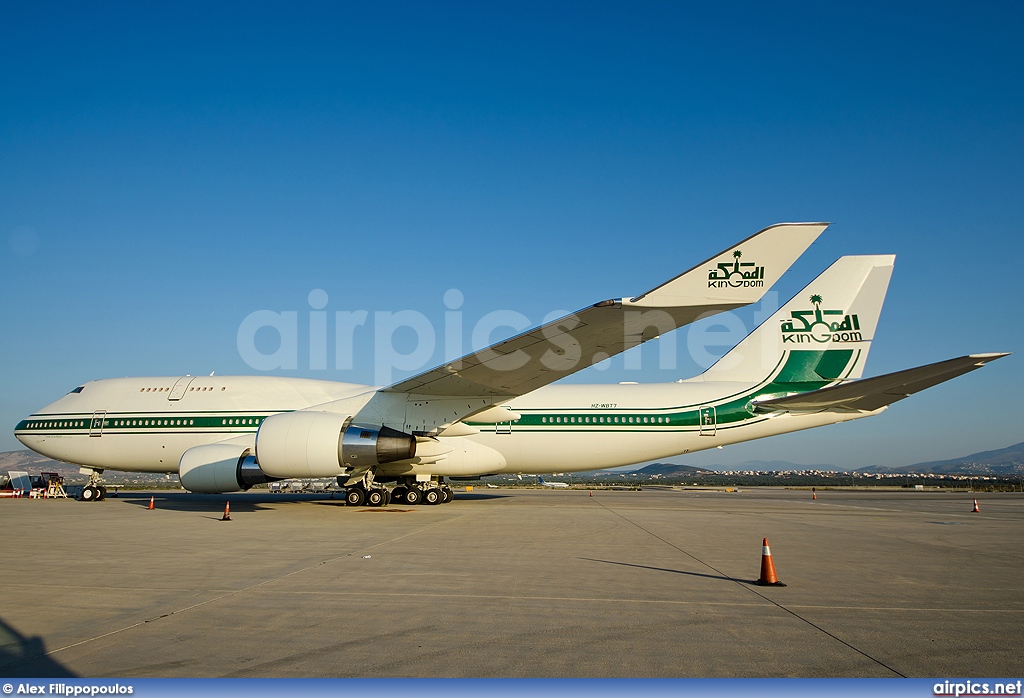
342 473 454 507
80 469 107 502
344 470 390 507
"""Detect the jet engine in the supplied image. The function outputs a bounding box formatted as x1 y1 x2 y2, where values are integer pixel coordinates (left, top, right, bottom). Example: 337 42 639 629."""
254 411 416 479
178 443 274 494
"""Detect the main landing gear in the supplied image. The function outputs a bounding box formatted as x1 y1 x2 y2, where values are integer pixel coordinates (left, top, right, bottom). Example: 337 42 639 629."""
80 469 107 502
343 476 453 507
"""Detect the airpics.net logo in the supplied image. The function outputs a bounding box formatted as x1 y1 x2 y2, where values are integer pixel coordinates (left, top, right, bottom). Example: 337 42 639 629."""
781 294 862 344
708 249 765 288
235 289 784 383
933 679 1023 697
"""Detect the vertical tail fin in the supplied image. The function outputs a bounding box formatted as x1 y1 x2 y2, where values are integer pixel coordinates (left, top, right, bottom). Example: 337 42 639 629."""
700 255 895 385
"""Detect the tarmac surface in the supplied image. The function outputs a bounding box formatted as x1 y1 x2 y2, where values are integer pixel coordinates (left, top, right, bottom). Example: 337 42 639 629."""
1 487 1022 678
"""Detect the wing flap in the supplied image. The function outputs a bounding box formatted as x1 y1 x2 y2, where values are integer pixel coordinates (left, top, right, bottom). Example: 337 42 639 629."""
753 353 1009 413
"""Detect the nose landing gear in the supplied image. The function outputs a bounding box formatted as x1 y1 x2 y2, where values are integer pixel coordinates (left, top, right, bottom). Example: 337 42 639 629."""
80 469 107 502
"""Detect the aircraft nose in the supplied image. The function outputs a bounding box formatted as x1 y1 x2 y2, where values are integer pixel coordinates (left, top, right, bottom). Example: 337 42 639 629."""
14 415 33 446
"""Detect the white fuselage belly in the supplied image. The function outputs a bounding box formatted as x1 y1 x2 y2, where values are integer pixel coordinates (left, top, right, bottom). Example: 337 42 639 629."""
15 376 872 476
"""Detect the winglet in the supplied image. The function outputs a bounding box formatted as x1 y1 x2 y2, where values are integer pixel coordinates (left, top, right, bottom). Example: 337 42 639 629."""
628 222 827 307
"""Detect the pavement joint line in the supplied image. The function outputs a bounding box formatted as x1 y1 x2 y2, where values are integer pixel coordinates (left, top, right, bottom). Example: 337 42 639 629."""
589 498 908 678
721 509 1024 561
782 500 1015 521
7 505 493 669
3 582 1022 613
223 589 1024 612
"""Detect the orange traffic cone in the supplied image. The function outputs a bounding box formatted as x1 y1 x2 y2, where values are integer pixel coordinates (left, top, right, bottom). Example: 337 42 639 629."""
812 487 817 501
756 537 787 586
221 501 232 521
972 498 980 513
147 495 155 510
589 491 593 497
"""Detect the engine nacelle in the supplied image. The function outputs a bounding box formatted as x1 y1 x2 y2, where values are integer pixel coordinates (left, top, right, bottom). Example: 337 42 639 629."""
179 443 275 493
255 411 416 479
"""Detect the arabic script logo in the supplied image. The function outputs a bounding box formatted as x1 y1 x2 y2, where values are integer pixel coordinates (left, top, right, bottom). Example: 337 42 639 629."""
781 295 862 343
708 250 765 288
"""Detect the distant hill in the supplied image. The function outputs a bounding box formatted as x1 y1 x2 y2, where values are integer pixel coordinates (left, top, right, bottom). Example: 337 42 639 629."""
632 462 713 476
0 450 68 473
633 459 838 473
858 442 1024 475
716 459 837 472
0 450 175 484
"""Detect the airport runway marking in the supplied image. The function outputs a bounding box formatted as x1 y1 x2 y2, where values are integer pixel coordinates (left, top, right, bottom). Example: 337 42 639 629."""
588 497 908 678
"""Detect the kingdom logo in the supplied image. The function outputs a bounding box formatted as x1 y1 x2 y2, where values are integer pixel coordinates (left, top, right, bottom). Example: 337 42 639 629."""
708 250 765 288
781 294 862 343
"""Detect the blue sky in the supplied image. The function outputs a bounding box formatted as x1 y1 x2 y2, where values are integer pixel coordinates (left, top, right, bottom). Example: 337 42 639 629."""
1 1 1021 467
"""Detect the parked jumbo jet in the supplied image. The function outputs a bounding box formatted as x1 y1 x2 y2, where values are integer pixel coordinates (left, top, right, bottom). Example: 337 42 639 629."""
15 223 1007 506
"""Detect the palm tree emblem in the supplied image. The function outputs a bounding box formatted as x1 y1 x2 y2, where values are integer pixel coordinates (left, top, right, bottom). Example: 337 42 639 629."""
731 249 742 274
809 295 824 323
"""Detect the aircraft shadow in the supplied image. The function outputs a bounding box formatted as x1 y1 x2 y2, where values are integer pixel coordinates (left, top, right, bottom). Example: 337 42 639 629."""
0 616 77 678
580 558 759 585
113 490 504 513
121 492 297 513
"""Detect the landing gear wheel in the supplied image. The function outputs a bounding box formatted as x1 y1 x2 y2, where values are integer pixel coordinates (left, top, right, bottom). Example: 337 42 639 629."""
403 487 422 506
366 489 386 507
97 486 107 501
383 489 392 506
391 486 407 503
423 488 441 505
345 488 366 506
440 486 453 504
81 486 98 502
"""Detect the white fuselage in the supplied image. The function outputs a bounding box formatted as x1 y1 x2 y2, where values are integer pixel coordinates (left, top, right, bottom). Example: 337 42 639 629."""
14 374 875 478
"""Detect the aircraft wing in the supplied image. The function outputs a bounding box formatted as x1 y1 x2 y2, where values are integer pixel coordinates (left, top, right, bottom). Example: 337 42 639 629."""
383 223 827 398
752 353 1009 414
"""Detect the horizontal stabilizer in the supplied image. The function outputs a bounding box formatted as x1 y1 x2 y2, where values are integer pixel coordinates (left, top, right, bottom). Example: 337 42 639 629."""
753 353 1009 413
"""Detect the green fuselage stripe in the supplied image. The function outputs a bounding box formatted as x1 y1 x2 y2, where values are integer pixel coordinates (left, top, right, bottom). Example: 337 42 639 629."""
16 350 859 437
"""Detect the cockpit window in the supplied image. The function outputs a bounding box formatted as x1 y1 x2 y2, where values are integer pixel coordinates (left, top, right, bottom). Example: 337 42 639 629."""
68 386 84 394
